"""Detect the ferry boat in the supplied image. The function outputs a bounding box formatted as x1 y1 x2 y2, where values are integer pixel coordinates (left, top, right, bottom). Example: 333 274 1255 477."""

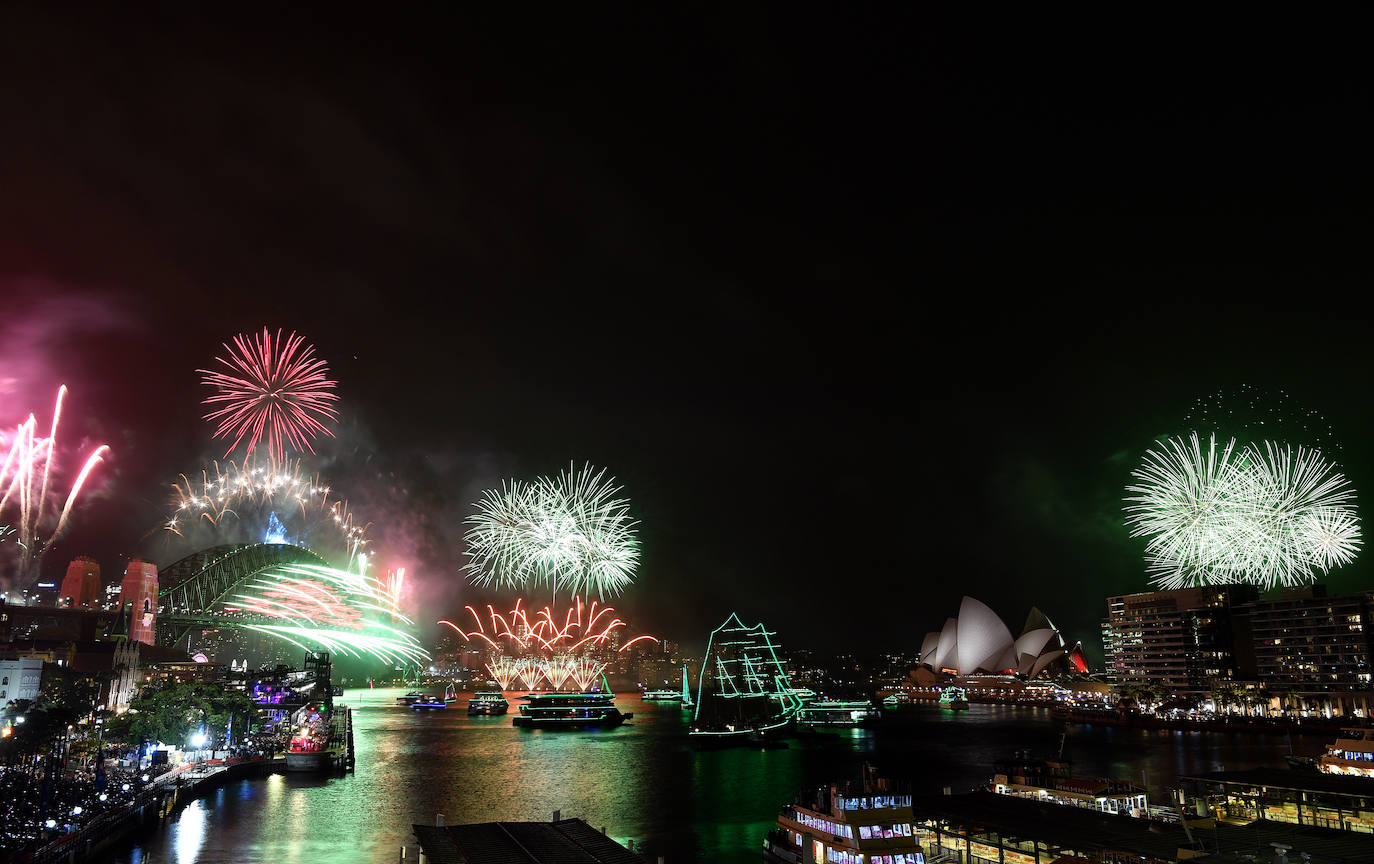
411 694 447 710
991 752 1149 816
763 764 920 864
467 691 509 715
1319 727 1374 776
938 685 969 710
285 703 331 771
642 664 694 707
797 699 882 729
511 692 631 729
396 690 427 706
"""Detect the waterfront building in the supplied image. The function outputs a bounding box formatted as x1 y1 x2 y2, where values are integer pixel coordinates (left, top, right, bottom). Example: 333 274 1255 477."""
59 555 102 609
1181 769 1374 834
1102 585 1256 694
913 788 1374 863
1232 586 1374 716
117 558 159 645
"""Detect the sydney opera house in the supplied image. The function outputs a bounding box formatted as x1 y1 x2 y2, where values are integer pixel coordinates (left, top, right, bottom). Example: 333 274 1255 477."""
918 596 1088 679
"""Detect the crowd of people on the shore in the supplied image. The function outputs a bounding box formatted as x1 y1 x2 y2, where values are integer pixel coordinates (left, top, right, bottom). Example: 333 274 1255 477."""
0 760 153 859
0 727 293 861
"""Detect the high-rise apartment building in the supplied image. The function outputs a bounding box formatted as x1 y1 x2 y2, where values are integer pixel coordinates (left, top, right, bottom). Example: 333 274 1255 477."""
1103 585 1257 693
1234 585 1373 692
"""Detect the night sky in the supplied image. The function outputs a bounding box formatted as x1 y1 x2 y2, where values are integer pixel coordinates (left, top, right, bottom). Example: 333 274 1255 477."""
2 11 1371 661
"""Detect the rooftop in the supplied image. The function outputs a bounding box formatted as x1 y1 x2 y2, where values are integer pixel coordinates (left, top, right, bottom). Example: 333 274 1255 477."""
1181 769 1374 798
411 818 645 864
913 791 1374 864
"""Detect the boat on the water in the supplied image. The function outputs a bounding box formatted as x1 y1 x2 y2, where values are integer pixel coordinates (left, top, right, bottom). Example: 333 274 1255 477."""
762 764 918 863
396 690 427 706
938 685 969 710
411 695 447 710
467 691 509 715
511 691 630 729
687 613 804 747
286 703 332 771
991 751 1149 816
1319 727 1374 776
797 698 881 729
642 664 694 707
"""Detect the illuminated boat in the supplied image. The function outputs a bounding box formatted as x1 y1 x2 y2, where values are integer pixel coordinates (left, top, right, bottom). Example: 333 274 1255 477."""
1320 728 1374 776
396 690 426 706
285 703 331 771
467 691 509 715
938 685 969 710
687 614 804 746
763 765 918 864
411 695 447 710
511 692 630 728
642 664 694 707
796 699 881 729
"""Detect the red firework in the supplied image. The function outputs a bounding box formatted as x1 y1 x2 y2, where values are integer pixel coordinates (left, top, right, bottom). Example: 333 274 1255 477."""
199 328 340 463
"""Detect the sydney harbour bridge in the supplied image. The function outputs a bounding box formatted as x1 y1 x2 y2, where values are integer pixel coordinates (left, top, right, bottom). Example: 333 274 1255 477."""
152 542 327 647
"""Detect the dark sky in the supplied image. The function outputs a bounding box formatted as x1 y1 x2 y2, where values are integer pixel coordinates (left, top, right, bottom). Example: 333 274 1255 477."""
2 11 1371 661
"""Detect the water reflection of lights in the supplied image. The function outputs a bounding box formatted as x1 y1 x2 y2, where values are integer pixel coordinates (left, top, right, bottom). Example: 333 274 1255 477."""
174 802 208 864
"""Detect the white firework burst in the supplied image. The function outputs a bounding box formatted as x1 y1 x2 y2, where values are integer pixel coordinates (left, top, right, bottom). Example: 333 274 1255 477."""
1125 433 1361 590
1298 507 1362 572
1124 433 1254 587
463 463 639 598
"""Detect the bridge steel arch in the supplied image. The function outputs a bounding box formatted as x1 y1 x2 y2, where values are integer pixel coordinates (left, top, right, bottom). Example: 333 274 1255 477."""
157 542 328 644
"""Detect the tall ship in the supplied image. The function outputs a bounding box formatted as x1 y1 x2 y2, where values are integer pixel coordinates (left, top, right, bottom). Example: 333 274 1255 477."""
763 764 919 864
688 613 803 745
642 664 694 707
467 691 510 715
511 691 630 728
1319 728 1374 776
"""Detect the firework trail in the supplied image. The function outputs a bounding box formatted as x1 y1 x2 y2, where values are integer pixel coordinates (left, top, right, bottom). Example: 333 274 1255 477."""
1125 433 1361 589
199 327 340 464
220 562 428 664
0 386 110 584
463 463 639 598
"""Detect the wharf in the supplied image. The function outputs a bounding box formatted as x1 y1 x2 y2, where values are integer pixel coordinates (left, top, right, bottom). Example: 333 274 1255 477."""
913 789 1374 864
328 705 355 770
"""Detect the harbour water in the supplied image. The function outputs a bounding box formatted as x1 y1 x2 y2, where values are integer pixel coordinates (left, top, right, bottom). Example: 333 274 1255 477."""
104 687 1325 863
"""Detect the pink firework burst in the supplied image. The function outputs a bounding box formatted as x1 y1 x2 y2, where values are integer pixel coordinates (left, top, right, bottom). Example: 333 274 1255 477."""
199 328 340 463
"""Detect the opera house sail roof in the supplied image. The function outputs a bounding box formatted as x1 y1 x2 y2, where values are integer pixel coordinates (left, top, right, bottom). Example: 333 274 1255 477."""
920 596 1079 678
